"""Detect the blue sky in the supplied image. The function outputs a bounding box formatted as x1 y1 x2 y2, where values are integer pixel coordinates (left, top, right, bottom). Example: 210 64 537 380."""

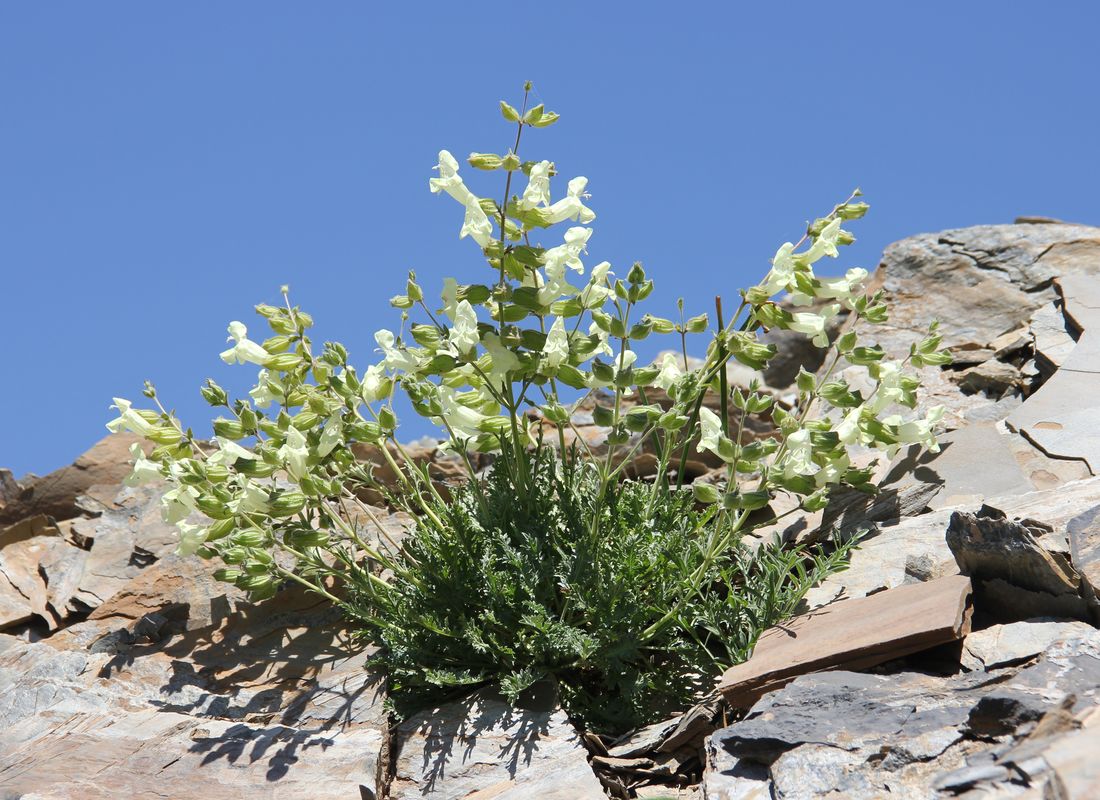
3 3 1098 477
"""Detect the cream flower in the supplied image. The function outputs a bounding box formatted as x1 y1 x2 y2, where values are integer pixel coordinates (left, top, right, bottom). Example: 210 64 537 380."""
541 317 570 369
482 332 520 387
761 242 797 296
106 397 155 437
804 218 844 263
360 363 389 403
318 412 343 458
782 429 818 478
207 437 256 467
654 352 684 392
459 194 494 247
519 160 552 209
428 150 470 204
441 277 460 320
448 300 480 355
161 484 199 525
278 426 309 480
697 407 723 456
543 226 592 275
249 369 284 408
175 521 208 557
788 304 841 347
544 177 596 224
124 442 162 487
220 321 271 366
835 407 864 446
436 387 489 440
374 329 419 373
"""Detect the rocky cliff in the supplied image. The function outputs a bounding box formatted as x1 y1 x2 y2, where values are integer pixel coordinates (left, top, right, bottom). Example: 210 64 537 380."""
2 219 1100 799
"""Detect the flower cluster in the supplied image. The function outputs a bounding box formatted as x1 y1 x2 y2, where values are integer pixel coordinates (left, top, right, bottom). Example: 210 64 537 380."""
106 87 951 608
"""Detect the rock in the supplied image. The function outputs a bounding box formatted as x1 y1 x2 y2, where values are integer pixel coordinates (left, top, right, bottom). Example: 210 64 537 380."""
801 508 961 609
718 575 973 709
0 433 146 525
961 619 1096 670
946 510 1095 621
706 630 1100 800
388 687 604 799
1030 300 1077 377
953 359 1021 396
0 557 390 799
0 515 74 630
70 482 180 611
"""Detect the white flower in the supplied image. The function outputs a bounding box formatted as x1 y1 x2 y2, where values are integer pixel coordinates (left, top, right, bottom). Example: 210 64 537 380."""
441 277 460 320
815 452 850 487
436 387 488 440
697 407 723 456
782 429 818 478
428 150 470 204
482 332 520 387
538 260 578 305
448 300 480 355
544 177 596 224
106 397 155 437
588 322 615 359
318 412 343 458
868 362 904 412
804 218 845 263
762 242 797 296
792 267 870 308
361 363 389 403
374 329 419 373
654 353 683 392
207 437 256 467
278 426 309 480
229 477 269 515
220 321 271 366
249 369 284 408
542 317 570 369
124 442 162 487
543 226 592 275
175 521 208 557
519 160 552 209
835 407 864 446
788 303 841 347
887 405 945 455
161 484 199 525
459 193 494 248
581 261 613 307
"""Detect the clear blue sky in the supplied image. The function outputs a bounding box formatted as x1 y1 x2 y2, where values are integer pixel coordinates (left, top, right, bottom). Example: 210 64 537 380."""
3 3 1098 477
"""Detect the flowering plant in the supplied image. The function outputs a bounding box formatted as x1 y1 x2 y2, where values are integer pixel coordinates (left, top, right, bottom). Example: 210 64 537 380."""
109 85 950 729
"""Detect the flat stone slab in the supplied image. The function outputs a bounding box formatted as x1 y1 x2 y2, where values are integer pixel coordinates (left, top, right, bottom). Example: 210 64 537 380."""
961 619 1096 670
389 688 604 799
719 575 973 709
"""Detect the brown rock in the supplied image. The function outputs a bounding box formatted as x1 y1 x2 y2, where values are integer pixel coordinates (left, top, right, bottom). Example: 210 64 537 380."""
0 433 147 525
718 575 973 709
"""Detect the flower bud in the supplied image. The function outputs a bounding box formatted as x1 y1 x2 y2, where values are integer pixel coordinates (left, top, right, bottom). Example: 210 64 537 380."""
269 492 307 517
501 153 521 171
693 482 720 504
266 352 303 371
468 152 504 170
201 379 229 407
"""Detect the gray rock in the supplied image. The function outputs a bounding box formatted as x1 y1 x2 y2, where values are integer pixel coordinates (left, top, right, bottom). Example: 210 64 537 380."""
388 687 604 799
962 619 1095 670
705 631 1100 800
946 510 1094 621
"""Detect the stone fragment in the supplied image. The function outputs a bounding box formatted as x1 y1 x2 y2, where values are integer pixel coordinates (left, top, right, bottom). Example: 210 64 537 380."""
953 359 1021 396
718 575 973 709
0 515 69 630
1030 300 1077 376
801 508 960 609
0 433 147 525
71 483 179 610
961 619 1095 670
388 687 604 799
946 510 1094 621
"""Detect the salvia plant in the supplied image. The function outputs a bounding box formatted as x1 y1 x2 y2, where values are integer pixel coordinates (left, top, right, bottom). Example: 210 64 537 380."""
108 84 951 732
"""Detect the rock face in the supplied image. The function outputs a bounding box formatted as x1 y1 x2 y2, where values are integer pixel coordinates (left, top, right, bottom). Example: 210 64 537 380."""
3 219 1100 798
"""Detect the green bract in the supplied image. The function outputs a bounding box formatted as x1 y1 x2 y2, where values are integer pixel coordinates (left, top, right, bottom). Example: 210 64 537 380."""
108 86 951 731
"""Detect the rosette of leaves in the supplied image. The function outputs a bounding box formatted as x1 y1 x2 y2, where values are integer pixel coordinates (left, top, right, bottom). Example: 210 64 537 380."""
108 84 952 732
